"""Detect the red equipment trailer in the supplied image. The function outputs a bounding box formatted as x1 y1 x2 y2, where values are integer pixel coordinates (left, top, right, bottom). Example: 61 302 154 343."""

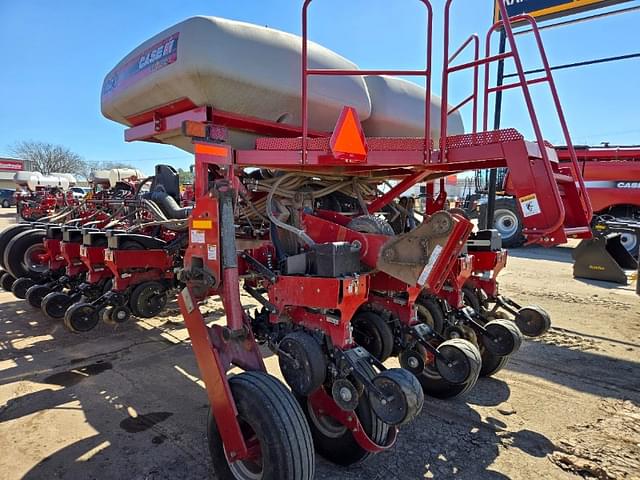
118 1 592 478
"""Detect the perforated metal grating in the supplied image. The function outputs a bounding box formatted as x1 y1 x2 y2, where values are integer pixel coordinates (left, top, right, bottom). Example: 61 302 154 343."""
444 128 523 150
255 137 434 152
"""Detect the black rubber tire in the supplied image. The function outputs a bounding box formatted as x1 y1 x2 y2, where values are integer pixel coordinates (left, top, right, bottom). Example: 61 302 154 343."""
42 291 73 320
298 362 389 466
416 296 445 335
64 302 100 333
4 229 47 279
482 319 523 357
207 371 314 480
25 284 51 309
278 331 327 396
491 197 525 248
0 224 35 270
352 310 394 362
370 368 424 426
11 277 36 299
129 281 167 318
516 306 551 337
0 272 16 292
462 286 482 313
418 339 482 399
479 350 511 377
347 215 394 236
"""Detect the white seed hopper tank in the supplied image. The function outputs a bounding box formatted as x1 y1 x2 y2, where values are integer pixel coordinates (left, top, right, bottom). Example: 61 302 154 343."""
363 76 465 141
101 16 372 150
51 173 77 187
27 175 70 191
108 168 146 187
14 171 41 187
89 170 111 186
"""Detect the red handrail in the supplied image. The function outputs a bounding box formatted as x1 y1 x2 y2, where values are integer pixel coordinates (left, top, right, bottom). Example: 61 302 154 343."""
442 0 592 237
301 0 433 163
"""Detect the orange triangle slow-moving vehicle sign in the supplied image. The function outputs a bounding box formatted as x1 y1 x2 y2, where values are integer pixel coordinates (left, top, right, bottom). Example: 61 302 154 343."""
330 106 368 162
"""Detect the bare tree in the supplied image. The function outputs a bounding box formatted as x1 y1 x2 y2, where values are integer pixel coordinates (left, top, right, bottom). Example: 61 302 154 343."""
10 140 86 175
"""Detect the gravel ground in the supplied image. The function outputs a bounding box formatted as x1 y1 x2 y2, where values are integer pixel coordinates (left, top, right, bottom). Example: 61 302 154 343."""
0 208 638 480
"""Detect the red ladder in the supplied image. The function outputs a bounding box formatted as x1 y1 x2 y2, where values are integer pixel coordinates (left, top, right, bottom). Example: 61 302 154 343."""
441 0 593 245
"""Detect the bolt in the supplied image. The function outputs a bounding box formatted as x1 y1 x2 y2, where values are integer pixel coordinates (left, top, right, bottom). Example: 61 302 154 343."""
339 387 353 402
381 398 387 405
230 451 236 458
447 362 453 368
347 416 353 422
408 357 419 369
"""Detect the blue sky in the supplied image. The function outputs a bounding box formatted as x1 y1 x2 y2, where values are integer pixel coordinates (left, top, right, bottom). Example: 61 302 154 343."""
1 0 638 174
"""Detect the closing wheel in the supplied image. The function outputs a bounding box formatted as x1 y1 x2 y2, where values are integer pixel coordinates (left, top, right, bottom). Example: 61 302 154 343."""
0 272 16 292
108 305 131 324
368 368 424 426
41 291 73 320
298 362 389 466
278 331 327 397
11 277 35 299
482 319 523 357
352 311 394 362
25 284 51 309
515 306 551 337
207 371 314 480
130 281 167 318
64 303 100 333
412 339 481 399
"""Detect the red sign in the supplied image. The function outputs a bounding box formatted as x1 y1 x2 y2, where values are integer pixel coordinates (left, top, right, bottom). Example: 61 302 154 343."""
0 159 23 171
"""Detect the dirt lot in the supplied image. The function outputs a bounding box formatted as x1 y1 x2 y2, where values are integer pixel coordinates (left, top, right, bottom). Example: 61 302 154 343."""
0 208 638 480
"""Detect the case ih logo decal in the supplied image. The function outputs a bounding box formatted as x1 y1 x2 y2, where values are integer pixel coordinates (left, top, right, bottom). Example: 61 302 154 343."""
102 32 179 97
584 181 640 189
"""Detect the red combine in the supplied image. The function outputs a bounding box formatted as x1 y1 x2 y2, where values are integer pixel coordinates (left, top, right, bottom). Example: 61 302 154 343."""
106 1 593 478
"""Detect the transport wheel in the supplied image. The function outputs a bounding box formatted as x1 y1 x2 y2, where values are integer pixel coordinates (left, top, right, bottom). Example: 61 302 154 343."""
490 198 525 248
4 229 48 279
482 319 523 357
352 311 394 362
2 199 9 208
207 371 314 480
41 292 73 320
0 224 34 270
130 281 167 318
11 277 35 299
619 230 638 254
0 272 16 292
25 284 51 309
369 368 424 426
278 331 327 396
64 303 100 333
515 306 551 337
297 362 389 466
346 215 394 235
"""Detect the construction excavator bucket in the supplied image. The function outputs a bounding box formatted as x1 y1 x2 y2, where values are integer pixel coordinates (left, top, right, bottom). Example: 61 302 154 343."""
572 233 638 285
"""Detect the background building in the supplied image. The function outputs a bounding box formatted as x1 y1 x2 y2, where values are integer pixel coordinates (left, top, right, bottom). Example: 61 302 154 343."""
0 157 34 189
